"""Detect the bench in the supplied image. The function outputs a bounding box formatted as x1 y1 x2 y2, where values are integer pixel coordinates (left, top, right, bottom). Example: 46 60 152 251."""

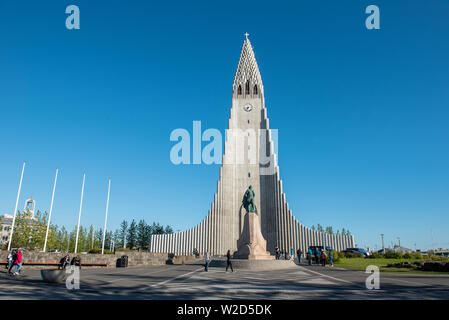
0 262 107 267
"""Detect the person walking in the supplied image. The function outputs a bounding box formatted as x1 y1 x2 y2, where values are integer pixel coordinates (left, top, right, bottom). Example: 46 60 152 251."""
60 255 70 270
316 249 321 265
7 251 13 272
225 250 234 272
296 248 302 264
71 254 82 269
329 250 334 267
321 250 327 267
13 248 23 275
307 248 313 266
59 256 65 269
8 249 17 275
204 249 211 272
7 250 15 275
275 247 280 260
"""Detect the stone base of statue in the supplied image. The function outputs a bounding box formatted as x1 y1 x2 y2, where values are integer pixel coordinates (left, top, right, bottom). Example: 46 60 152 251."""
235 212 275 260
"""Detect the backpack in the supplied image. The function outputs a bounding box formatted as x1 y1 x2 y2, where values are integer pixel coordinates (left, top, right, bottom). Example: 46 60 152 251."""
12 250 18 262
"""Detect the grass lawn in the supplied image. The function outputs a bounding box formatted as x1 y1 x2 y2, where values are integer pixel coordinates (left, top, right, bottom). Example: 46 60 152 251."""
334 258 449 276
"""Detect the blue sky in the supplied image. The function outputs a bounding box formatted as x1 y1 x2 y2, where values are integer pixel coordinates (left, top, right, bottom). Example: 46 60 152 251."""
0 1 448 251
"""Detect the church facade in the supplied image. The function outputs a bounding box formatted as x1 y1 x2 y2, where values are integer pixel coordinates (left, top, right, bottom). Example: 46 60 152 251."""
150 36 355 255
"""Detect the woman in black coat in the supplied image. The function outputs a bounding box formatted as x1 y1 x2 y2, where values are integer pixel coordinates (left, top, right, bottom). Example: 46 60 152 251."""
71 255 82 269
226 250 234 272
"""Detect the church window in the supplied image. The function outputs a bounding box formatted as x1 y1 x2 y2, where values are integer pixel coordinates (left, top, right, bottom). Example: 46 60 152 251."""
245 81 250 94
248 173 251 178
253 85 258 95
238 85 242 95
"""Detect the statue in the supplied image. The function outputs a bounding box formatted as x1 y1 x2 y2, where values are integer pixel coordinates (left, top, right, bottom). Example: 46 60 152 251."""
236 185 274 260
242 185 257 213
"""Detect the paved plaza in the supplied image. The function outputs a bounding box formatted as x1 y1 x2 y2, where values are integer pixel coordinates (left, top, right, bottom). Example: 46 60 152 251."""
1 263 449 299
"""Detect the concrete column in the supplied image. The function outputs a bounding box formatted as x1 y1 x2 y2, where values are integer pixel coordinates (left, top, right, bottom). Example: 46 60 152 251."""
193 225 198 254
173 232 177 255
159 235 162 253
184 231 188 255
199 221 204 254
188 228 192 255
218 181 222 255
274 177 280 250
304 227 308 249
206 213 211 252
280 193 286 251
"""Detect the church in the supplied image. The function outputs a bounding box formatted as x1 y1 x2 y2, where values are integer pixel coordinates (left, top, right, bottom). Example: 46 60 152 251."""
150 35 355 255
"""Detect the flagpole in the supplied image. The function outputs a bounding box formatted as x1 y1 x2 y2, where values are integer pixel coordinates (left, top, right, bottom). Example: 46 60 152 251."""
101 178 111 254
74 173 85 254
43 168 58 252
8 161 26 251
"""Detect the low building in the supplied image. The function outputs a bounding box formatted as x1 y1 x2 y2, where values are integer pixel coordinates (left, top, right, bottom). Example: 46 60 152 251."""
391 245 412 254
433 249 449 257
377 245 413 254
0 214 13 245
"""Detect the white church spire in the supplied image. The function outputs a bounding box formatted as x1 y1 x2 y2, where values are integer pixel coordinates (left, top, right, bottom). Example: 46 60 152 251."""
233 34 263 96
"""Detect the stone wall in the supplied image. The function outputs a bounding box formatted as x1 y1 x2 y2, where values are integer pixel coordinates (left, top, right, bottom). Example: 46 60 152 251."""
0 250 169 267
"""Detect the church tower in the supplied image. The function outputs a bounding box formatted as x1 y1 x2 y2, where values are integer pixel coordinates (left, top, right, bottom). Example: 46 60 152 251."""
150 35 355 255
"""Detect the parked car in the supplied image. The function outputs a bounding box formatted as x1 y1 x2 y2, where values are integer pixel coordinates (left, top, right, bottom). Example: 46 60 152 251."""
343 248 370 257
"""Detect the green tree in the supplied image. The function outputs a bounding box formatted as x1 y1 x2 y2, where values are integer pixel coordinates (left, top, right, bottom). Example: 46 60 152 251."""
317 224 324 233
59 226 68 251
137 220 149 249
87 225 95 250
113 229 120 251
127 220 137 249
164 225 174 234
104 230 113 250
11 210 47 250
325 226 334 235
95 229 102 249
68 228 76 252
152 222 164 234
46 224 60 251
118 220 128 248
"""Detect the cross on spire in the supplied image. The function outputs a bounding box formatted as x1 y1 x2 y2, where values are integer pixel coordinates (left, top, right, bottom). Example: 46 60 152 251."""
244 32 249 39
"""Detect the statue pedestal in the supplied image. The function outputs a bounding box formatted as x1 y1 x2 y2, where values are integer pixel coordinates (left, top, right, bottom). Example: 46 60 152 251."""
236 212 275 260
